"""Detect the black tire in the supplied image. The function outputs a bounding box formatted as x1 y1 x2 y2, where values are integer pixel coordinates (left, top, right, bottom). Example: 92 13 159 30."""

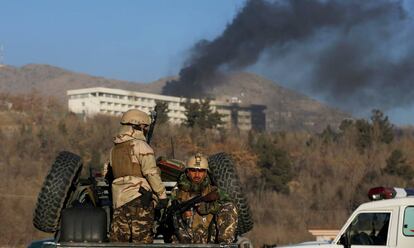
208 152 253 235
33 151 83 233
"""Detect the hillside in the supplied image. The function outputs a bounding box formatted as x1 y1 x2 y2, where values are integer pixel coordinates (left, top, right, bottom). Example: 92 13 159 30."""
166 72 349 131
0 64 349 131
0 92 412 247
0 64 162 98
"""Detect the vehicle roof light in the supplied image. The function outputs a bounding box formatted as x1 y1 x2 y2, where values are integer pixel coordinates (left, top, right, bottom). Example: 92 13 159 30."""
406 188 414 195
368 187 396 200
368 187 414 201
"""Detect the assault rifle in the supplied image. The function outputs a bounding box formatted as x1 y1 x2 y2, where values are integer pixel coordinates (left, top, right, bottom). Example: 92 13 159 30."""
157 190 219 243
146 109 157 145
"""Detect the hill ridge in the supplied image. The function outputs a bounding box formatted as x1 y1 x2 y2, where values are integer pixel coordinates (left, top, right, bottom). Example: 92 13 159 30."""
0 64 349 131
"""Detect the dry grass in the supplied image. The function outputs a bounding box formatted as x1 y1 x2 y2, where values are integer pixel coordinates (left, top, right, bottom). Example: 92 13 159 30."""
0 93 413 247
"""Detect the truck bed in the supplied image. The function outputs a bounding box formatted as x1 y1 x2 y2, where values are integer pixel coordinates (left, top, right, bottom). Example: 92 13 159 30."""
32 240 239 248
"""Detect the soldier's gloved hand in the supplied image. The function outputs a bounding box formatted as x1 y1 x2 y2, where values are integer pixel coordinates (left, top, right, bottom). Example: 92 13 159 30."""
155 198 169 210
139 187 153 209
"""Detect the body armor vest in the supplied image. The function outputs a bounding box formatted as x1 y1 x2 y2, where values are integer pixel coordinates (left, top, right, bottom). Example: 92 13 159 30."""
111 140 143 178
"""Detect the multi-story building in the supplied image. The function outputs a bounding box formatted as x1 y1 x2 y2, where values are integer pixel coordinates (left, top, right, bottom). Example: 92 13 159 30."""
67 87 266 131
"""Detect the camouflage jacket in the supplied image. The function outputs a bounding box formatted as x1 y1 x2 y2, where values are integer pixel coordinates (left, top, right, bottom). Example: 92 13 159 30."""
170 174 232 243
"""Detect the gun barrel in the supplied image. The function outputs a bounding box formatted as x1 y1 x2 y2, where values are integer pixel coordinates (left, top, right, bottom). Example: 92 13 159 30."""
146 110 157 144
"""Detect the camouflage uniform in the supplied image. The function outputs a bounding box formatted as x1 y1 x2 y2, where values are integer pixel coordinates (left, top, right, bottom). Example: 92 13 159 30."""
172 173 238 244
110 197 154 243
109 127 166 243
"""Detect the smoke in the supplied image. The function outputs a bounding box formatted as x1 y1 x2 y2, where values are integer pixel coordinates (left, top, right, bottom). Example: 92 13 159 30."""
163 0 414 114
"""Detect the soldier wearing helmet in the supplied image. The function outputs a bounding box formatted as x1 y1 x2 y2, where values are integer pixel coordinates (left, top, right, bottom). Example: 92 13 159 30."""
108 109 167 243
171 153 238 244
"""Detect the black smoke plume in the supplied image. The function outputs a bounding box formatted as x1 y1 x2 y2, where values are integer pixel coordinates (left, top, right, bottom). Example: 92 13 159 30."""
163 0 413 114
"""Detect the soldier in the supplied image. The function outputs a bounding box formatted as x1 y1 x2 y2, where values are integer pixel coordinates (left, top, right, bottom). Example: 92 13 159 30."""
171 153 238 244
108 109 168 243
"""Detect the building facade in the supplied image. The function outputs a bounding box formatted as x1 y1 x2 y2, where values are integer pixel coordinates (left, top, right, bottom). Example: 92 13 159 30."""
308 229 340 242
67 87 265 131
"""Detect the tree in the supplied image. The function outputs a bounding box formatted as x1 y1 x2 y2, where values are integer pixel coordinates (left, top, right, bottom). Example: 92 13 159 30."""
355 119 373 153
200 99 222 129
252 134 293 194
371 109 394 144
182 98 222 130
339 119 354 132
183 100 200 128
154 101 170 124
319 125 338 143
383 149 414 181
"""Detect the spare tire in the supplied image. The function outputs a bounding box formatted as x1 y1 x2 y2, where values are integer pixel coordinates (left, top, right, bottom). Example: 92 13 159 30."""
208 153 253 235
33 151 83 233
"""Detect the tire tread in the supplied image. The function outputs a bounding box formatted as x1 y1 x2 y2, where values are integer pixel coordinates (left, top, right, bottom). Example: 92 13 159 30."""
33 151 82 233
208 153 253 235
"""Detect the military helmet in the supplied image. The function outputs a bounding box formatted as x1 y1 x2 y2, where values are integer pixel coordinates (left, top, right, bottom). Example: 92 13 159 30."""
186 153 209 170
120 109 151 126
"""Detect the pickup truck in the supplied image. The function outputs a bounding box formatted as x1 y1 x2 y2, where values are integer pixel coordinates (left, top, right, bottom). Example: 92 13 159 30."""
279 187 414 248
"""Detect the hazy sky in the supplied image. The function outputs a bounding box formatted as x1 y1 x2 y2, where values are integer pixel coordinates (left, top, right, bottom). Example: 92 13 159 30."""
1 0 414 125
0 0 245 82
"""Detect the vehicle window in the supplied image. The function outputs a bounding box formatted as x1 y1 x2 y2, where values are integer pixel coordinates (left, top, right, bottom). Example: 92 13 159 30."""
344 212 390 246
403 206 414 236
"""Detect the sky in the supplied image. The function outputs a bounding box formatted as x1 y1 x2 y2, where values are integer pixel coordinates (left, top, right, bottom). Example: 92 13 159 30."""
1 0 414 126
0 0 245 82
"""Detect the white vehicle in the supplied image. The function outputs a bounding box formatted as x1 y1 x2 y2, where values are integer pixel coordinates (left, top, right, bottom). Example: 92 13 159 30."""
280 187 414 248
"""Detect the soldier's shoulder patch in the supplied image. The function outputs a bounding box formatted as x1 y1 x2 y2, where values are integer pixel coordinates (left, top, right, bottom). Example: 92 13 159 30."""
132 140 154 155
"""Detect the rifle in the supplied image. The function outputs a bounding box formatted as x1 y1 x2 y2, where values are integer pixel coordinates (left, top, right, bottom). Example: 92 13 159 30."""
146 109 157 145
156 190 219 243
